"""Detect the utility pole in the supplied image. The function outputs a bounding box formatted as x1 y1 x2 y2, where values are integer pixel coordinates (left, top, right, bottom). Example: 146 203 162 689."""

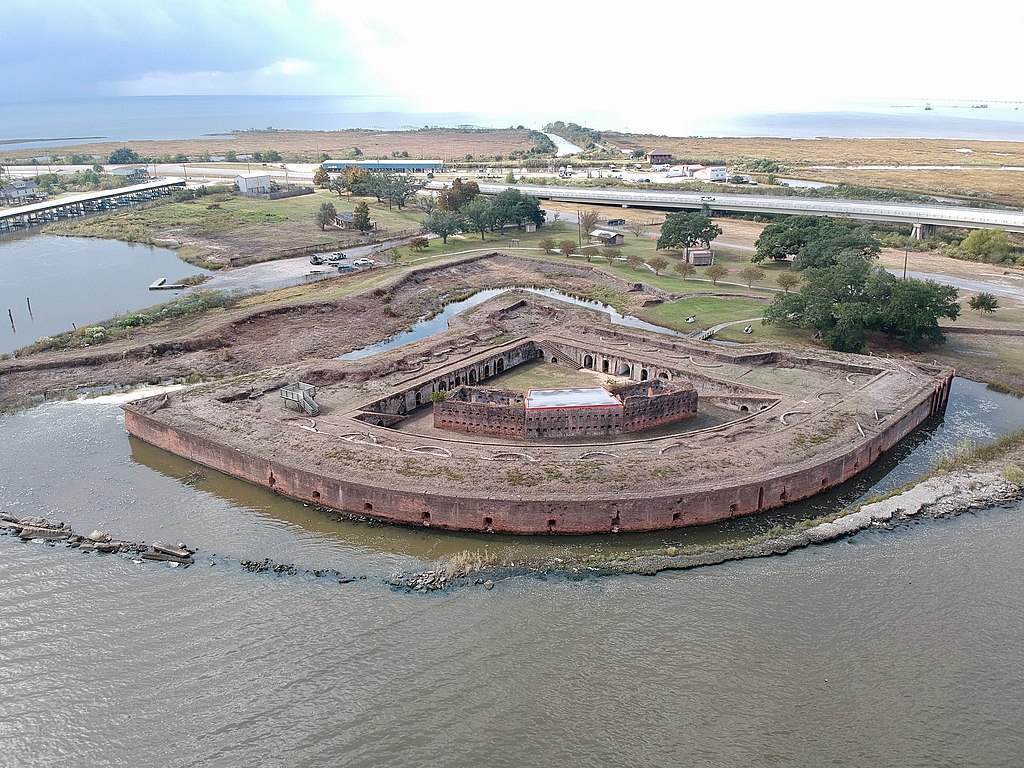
903 246 909 280
577 208 582 247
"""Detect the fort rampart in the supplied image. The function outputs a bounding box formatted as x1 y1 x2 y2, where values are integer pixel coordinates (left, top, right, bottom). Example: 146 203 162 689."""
123 369 952 535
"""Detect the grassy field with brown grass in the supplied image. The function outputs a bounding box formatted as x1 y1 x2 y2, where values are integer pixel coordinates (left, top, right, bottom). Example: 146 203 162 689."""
7 128 538 164
603 134 1024 168
796 168 1024 206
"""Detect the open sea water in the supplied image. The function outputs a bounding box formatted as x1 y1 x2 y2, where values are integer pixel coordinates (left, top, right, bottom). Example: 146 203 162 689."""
2 95 1024 151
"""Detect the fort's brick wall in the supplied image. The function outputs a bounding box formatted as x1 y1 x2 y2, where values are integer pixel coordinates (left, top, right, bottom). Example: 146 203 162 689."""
123 370 951 534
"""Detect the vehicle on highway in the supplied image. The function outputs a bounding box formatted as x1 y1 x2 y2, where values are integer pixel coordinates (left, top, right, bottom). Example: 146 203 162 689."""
326 252 347 262
700 196 716 202
607 218 626 226
352 258 375 266
309 255 325 265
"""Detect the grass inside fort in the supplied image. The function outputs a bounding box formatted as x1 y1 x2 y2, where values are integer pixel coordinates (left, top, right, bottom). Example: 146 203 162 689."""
488 360 613 391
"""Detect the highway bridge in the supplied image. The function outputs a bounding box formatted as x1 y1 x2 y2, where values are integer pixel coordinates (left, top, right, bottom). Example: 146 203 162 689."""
0 178 186 234
459 182 1024 237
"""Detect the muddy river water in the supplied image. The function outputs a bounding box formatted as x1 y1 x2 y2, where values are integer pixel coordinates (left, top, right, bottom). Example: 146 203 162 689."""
1 379 1023 766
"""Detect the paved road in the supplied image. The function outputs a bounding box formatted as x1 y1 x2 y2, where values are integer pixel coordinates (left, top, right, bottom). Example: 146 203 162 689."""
459 182 1024 233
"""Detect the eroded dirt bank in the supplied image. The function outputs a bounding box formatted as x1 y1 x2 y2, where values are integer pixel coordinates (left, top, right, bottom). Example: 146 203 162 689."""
0 253 661 410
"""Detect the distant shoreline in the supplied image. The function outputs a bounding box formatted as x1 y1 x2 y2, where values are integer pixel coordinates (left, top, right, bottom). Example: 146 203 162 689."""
0 136 105 145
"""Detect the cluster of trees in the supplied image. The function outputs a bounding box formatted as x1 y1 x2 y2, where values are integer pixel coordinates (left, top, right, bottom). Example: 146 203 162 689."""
948 228 1019 265
753 216 880 270
421 187 544 244
34 170 108 194
764 253 961 351
322 168 422 210
105 146 282 165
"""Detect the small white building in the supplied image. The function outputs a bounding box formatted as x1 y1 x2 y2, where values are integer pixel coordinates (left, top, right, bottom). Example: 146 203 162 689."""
112 167 149 182
687 249 715 266
235 172 272 195
693 166 728 182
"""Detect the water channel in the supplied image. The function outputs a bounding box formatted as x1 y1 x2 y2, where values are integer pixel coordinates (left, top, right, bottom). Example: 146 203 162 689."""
0 234 211 356
338 287 690 360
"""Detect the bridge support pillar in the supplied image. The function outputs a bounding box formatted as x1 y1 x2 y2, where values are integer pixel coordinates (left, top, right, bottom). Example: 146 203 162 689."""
911 223 937 240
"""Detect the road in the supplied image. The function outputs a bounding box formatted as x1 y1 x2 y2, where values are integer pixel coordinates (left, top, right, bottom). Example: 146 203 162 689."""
462 182 1024 233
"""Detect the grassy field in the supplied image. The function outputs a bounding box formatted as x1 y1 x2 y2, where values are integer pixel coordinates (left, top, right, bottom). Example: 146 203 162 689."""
490 360 611 390
639 296 770 332
602 134 1024 169
10 128 539 164
46 190 428 267
797 168 1024 207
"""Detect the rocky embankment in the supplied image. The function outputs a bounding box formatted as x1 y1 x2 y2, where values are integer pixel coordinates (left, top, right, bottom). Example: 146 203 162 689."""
0 512 195 564
610 470 1024 576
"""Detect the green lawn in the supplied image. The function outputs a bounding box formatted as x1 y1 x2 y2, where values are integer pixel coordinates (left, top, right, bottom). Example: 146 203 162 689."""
639 296 771 333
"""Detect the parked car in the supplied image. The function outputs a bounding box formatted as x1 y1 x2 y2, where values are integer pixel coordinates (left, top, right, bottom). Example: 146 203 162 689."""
353 258 375 266
336 263 357 273
309 255 325 265
326 251 347 262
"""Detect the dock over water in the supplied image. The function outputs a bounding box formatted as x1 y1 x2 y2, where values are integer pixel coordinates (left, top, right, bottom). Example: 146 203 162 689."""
0 178 187 234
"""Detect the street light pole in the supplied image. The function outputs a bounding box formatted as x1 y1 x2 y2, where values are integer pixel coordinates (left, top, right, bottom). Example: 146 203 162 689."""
577 208 582 247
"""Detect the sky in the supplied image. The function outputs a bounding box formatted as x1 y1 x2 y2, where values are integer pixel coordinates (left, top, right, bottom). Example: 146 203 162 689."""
1 0 1020 118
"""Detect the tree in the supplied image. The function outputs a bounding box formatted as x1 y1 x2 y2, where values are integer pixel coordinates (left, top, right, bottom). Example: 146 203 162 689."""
463 196 495 240
647 255 669 275
313 167 330 186
416 195 438 215
386 174 421 210
352 201 372 233
968 292 999 313
387 248 403 265
628 219 648 239
409 236 430 252
504 170 516 184
603 248 622 267
738 266 766 288
776 271 802 293
705 264 729 285
439 178 480 211
657 212 722 252
492 188 544 233
580 246 599 262
107 147 140 164
558 240 577 258
422 211 464 244
328 176 347 197
626 253 645 271
579 209 601 236
675 261 696 281
539 237 556 254
754 215 880 270
315 202 337 231
958 228 1012 263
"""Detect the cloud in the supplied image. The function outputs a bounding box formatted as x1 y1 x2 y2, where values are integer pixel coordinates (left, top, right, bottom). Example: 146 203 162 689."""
1 0 1020 115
